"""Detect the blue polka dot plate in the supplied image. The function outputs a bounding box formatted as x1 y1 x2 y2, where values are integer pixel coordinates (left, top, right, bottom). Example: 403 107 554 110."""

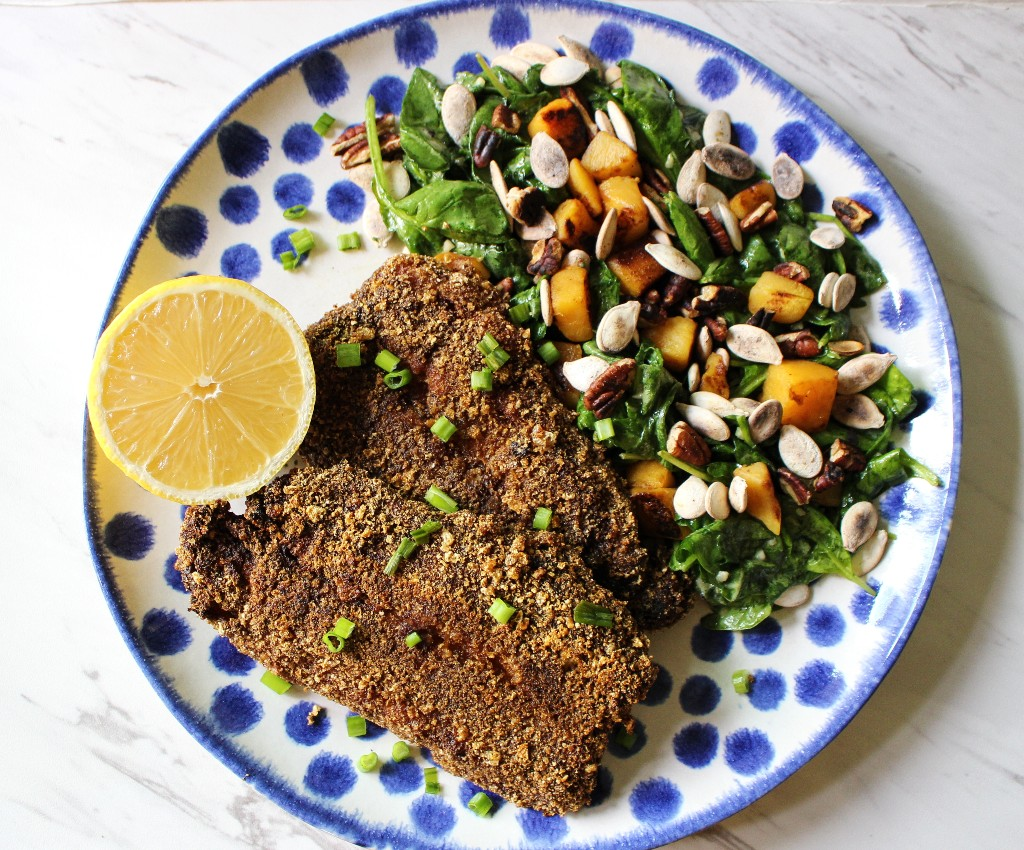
84 2 961 848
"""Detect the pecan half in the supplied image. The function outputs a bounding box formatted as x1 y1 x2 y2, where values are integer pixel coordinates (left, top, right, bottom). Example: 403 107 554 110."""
777 468 812 505
506 186 545 226
703 316 728 344
332 115 401 168
642 163 673 195
472 125 500 169
773 261 811 282
491 103 522 135
666 421 712 466
696 206 734 255
683 284 746 318
776 330 821 359
747 308 775 329
583 358 636 418
739 201 779 234
526 237 564 276
832 196 874 233
662 275 691 311
811 461 846 492
829 439 868 473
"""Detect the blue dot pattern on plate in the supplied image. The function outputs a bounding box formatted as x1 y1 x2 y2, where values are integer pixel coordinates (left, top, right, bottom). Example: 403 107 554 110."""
673 722 719 768
219 185 260 224
733 122 757 155
409 795 456 838
881 289 922 332
220 243 261 282
304 752 356 799
851 577 881 623
795 659 846 708
282 123 323 164
680 674 721 716
300 51 349 106
453 52 480 76
216 121 270 178
274 173 314 210
641 663 673 706
773 120 819 162
588 766 613 808
380 758 422 795
724 728 774 775
284 701 331 746
139 608 192 656
518 807 569 843
590 21 633 61
395 20 438 67
163 553 186 593
801 181 825 213
155 205 208 259
696 57 738 99
209 635 256 676
326 180 366 224
369 75 408 115
629 777 682 824
489 6 530 48
103 512 155 560
691 625 733 662
748 669 787 711
210 683 263 736
806 604 846 647
608 718 647 758
742 617 782 655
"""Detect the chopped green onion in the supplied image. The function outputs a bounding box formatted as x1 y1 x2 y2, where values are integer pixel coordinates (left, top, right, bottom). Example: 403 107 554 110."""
467 791 493 817
614 726 637 750
471 368 493 392
488 597 516 625
533 507 553 531
424 485 459 514
573 601 615 628
260 670 292 694
475 53 511 99
405 631 423 648
335 343 361 368
508 302 533 325
374 349 401 372
410 520 442 543
283 204 307 220
477 333 500 355
392 741 411 762
322 631 345 653
484 347 510 372
279 250 299 271
384 368 413 389
356 752 378 772
424 766 440 794
332 617 356 639
337 231 362 251
289 227 315 255
313 112 336 135
657 450 712 482
396 536 419 560
431 415 457 442
537 341 560 365
594 418 616 442
732 669 754 694
347 714 367 737
384 550 403 576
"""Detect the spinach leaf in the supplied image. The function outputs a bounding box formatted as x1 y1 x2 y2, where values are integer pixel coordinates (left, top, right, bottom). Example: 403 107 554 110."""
853 448 941 500
733 363 769 397
769 222 826 280
391 181 510 249
451 238 530 289
739 234 777 276
399 68 465 182
842 233 888 293
617 60 695 180
665 192 715 271
867 364 917 422
700 256 742 284
589 260 623 321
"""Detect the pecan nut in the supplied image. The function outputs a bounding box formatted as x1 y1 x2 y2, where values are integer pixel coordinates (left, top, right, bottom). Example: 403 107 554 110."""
777 468 812 505
829 439 868 473
583 358 636 418
812 461 846 492
332 115 401 168
776 330 821 359
491 103 522 134
739 201 779 234
472 125 500 169
832 196 874 233
747 307 775 329
666 421 712 467
773 261 811 282
506 186 546 226
526 237 564 276
704 316 728 344
696 206 734 255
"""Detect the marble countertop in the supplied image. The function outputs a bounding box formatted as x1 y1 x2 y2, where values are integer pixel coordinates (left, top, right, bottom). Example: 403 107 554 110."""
3 1 1022 847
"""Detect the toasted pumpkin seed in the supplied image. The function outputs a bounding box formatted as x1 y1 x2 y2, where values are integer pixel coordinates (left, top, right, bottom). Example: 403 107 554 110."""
730 397 760 414
702 142 756 181
645 242 702 280
651 229 673 246
696 181 728 210
594 108 614 136
539 277 553 327
841 501 878 552
606 100 637 151
515 209 557 241
676 151 706 205
696 324 713 363
828 339 866 357
817 272 839 308
705 480 731 520
748 399 783 444
604 64 622 87
441 83 476 144
832 393 886 429
677 403 731 442
562 355 611 392
836 352 897 395
853 529 888 575
831 272 857 312
557 35 602 71
642 196 675 235
713 201 743 252
703 109 732 147
674 475 710 520
771 153 804 200
725 324 783 365
489 160 509 210
687 362 701 393
774 583 811 608
690 391 741 416
562 248 591 270
728 475 749 512
810 223 845 250
777 424 823 478
540 55 589 87
510 41 559 64
530 132 569 188
596 301 641 353
595 207 618 260
491 53 531 80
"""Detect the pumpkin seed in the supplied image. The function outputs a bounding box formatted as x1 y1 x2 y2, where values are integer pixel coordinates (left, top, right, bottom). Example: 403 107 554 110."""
696 324 713 362
674 475 710 520
728 475 749 512
852 529 888 576
562 248 591 270
810 223 845 250
705 480 731 520
777 424 824 478
714 346 731 370
828 339 866 357
510 41 559 64
831 272 857 312
562 355 611 392
540 55 589 87
516 209 557 241
832 393 886 429
604 64 622 87
676 403 731 442
441 83 476 144
539 278 553 327
491 53 531 81
696 181 728 210
702 142 756 181
730 397 760 414
689 391 741 416
774 583 811 608
595 207 618 260
596 301 641 353
725 324 783 365
530 132 569 188
836 352 897 395
676 151 705 205
606 100 637 151
595 108 614 136
748 399 783 444
557 35 603 71
771 153 804 200
651 228 673 246
702 109 732 147
642 196 675 235
687 362 701 393
713 201 743 251
362 204 392 249
841 501 878 552
817 271 839 308
489 159 509 210
645 242 702 280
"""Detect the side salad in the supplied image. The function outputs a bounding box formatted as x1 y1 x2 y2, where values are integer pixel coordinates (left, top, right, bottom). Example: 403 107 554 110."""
331 37 940 630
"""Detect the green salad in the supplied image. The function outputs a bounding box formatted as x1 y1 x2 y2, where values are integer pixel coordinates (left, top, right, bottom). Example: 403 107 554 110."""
339 38 939 630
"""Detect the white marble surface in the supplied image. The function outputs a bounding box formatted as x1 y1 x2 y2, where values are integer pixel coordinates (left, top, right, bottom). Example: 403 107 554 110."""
2 1 1023 847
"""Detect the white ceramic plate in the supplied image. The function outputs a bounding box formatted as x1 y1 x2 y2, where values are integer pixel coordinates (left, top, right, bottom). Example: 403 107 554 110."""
84 2 961 848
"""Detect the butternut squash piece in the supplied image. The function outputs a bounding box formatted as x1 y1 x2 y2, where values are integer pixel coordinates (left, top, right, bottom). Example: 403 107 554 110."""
527 98 588 159
553 198 599 249
642 316 697 373
733 462 782 535
598 177 650 247
568 158 603 218
580 131 643 181
729 180 777 220
625 459 675 490
761 360 838 433
549 265 593 342
748 271 814 323
700 350 730 398
606 242 665 297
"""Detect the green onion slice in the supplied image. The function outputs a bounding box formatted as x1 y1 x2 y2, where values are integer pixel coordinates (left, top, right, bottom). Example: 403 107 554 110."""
347 715 368 737
484 347 510 371
283 204 307 220
289 228 315 255
533 506 553 531
313 112 336 135
384 368 413 389
260 670 292 694
488 597 516 625
374 349 401 372
431 416 457 442
396 536 419 560
573 601 615 628
356 752 378 772
732 669 753 694
537 341 560 365
279 250 298 271
424 766 440 794
322 631 345 653
405 631 423 648
410 520 442 543
594 418 616 442
467 791 494 817
477 333 500 355
508 303 532 325
335 343 361 368
337 231 362 251
471 368 493 392
424 485 459 514
392 741 411 762
614 726 637 750
332 617 356 639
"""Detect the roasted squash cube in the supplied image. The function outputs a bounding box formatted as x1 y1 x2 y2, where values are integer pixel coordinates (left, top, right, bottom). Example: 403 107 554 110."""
729 180 777 221
598 176 650 247
549 265 593 342
527 98 588 159
761 360 838 432
733 462 782 535
748 271 814 324
642 316 697 373
553 198 599 249
568 158 603 218
606 242 665 297
580 131 643 181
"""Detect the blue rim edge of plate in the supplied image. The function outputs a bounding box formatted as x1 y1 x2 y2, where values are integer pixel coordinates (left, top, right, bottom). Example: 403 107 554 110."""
82 1 963 847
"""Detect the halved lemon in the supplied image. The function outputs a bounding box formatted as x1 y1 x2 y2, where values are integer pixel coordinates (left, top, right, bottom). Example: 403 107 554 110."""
87 275 315 504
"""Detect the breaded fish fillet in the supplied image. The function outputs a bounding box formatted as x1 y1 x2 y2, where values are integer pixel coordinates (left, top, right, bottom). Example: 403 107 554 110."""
302 254 691 629
177 461 655 814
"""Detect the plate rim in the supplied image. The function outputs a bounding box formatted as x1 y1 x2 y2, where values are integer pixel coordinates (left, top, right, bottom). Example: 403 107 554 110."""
83 0 963 846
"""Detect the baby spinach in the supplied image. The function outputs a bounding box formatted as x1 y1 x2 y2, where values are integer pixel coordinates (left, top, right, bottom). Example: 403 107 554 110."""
617 60 697 180
666 192 715 271
589 260 625 321
399 68 465 183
